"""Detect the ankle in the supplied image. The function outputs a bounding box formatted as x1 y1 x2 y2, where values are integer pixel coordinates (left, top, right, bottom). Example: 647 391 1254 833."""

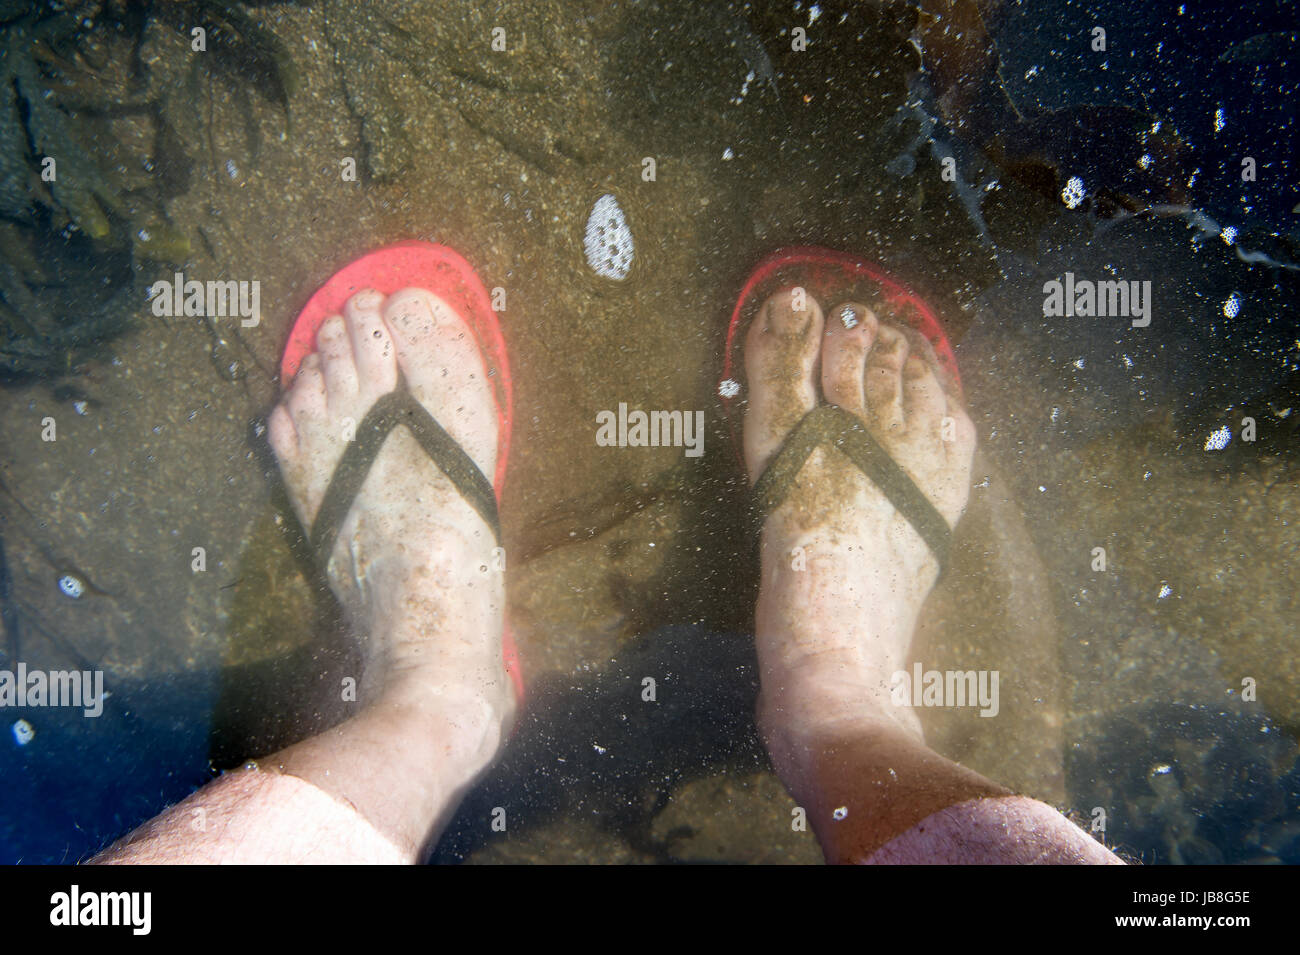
758 705 924 820
759 677 923 754
371 686 509 772
760 524 939 608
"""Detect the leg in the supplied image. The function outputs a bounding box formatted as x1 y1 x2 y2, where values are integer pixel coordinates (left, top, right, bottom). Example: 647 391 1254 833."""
744 289 1120 864
95 287 512 864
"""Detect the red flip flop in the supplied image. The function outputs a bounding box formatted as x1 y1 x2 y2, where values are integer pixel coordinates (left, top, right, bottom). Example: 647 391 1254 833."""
718 246 962 462
282 241 523 705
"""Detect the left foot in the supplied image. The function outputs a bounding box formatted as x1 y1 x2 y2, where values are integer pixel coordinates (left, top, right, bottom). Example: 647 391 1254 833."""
265 287 512 850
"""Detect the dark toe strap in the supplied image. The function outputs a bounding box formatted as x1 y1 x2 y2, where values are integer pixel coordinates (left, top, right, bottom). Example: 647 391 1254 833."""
752 404 952 572
310 375 500 568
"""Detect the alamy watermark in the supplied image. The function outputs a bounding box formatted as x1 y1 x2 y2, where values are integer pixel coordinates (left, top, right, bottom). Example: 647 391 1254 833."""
1043 271 1151 328
149 271 260 327
50 885 150 935
596 402 704 457
891 662 999 717
0 663 105 717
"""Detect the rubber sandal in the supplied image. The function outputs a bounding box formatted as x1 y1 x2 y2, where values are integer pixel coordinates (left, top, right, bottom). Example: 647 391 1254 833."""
719 246 962 572
281 241 523 704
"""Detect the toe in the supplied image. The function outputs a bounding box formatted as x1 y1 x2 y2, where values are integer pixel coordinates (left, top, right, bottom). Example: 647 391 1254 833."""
905 325 962 399
821 302 878 417
317 314 358 406
345 289 398 398
287 353 328 420
893 325 968 445
743 287 823 482
864 324 909 433
267 404 298 459
382 287 498 481
902 352 949 434
759 285 820 338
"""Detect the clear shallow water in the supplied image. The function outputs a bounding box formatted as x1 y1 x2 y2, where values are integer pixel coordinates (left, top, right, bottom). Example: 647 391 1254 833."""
0 0 1295 864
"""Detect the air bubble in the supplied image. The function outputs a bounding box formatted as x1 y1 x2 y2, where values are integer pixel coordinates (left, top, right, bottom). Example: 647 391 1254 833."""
57 573 85 599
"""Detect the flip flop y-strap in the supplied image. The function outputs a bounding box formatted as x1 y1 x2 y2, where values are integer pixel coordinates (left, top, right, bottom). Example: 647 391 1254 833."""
309 375 501 569
752 403 952 572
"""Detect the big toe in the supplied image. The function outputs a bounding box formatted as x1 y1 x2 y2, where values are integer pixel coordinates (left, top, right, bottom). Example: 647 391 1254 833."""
381 288 498 482
743 287 824 481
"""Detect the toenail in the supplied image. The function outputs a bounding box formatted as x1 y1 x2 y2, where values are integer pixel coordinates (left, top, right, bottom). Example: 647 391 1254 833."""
353 289 382 309
396 297 434 325
838 305 860 330
905 355 927 377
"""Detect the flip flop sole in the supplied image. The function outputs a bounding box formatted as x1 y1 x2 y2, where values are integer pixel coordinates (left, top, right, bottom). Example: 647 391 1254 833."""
282 241 522 704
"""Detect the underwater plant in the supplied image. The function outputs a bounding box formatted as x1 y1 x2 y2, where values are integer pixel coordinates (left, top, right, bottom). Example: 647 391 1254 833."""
0 0 295 382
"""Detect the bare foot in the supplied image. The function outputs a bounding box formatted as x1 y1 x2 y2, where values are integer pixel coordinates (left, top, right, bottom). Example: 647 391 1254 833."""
265 287 513 853
743 288 976 782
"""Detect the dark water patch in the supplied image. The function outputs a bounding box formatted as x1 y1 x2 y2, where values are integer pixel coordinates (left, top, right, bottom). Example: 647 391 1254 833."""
0 665 217 864
959 212 1299 461
431 626 761 863
984 0 1299 256
1068 702 1300 864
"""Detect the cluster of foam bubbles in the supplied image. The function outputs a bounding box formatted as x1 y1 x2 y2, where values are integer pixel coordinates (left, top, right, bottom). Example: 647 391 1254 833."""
1204 425 1232 451
1061 175 1086 209
584 194 634 280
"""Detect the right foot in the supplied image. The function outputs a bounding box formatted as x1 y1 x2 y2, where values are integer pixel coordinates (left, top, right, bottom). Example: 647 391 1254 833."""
743 288 976 772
